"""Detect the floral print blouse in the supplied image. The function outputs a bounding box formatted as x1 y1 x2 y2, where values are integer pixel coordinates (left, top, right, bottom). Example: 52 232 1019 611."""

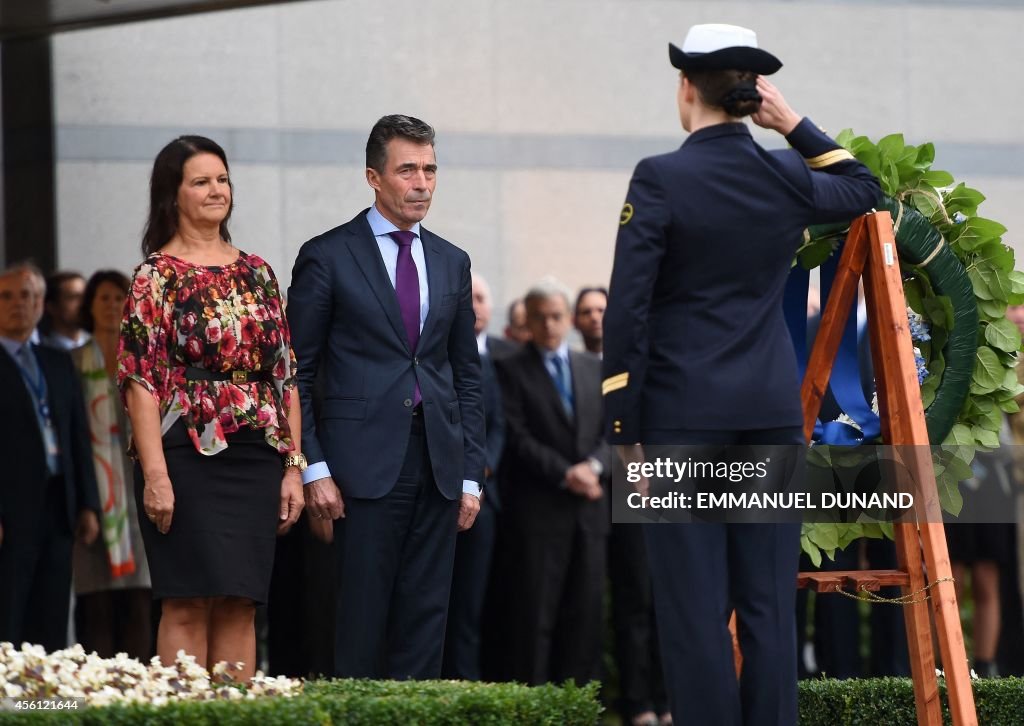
117 251 297 456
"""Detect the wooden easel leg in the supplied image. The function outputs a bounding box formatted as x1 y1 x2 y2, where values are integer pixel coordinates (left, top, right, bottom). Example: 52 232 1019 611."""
865 260 943 726
863 212 977 725
892 522 944 724
920 522 976 724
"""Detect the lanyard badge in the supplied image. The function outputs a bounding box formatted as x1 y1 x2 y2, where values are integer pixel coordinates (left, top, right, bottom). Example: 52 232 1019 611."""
14 348 60 461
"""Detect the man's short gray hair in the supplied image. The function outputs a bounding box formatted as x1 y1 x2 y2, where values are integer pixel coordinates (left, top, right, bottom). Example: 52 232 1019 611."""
0 261 46 295
523 277 572 313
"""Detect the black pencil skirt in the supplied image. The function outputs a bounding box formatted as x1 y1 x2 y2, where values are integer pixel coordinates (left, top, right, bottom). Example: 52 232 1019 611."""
135 421 281 604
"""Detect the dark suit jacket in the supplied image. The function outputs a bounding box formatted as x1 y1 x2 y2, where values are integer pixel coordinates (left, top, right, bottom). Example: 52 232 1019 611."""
480 349 505 509
287 209 486 500
603 119 881 442
498 344 610 534
486 335 518 362
0 343 99 540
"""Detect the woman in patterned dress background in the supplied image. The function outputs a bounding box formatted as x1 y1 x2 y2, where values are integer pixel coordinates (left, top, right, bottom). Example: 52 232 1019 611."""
72 269 152 660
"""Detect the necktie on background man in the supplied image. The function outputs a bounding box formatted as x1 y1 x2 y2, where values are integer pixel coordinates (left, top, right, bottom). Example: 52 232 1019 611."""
15 344 61 475
388 230 422 406
550 355 574 417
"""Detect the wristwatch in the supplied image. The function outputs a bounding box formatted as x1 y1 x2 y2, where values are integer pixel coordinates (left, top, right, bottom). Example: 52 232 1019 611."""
587 457 605 477
284 452 308 472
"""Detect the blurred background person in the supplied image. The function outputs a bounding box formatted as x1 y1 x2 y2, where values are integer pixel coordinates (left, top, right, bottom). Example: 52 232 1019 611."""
503 297 532 345
946 460 1015 677
944 305 1022 678
573 286 606 356
119 136 304 679
72 269 153 659
572 282 667 723
42 271 89 350
498 279 610 686
443 272 506 680
475 275 517 361
0 262 100 653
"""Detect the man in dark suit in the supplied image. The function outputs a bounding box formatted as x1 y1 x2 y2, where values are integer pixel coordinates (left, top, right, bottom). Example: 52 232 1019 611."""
287 115 486 680
0 262 100 652
442 273 505 680
498 279 610 686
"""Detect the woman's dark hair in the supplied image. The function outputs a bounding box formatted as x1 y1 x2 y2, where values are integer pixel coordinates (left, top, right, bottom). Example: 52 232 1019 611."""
141 135 233 257
80 269 130 333
366 115 435 173
685 69 762 118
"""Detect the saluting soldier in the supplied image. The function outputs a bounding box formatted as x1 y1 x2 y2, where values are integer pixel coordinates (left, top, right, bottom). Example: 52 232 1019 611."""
602 24 881 726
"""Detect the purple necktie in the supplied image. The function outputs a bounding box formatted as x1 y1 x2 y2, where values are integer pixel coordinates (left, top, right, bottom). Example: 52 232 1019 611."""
388 230 422 405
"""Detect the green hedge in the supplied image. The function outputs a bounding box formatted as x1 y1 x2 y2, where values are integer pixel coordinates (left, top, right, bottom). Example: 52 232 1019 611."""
3 677 1022 724
0 679 602 725
798 676 1024 725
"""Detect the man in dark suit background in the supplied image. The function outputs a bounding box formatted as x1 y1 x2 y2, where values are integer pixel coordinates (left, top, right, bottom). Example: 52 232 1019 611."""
473 277 518 363
503 298 532 346
287 115 486 680
498 279 610 686
573 283 670 722
0 262 100 652
442 273 505 680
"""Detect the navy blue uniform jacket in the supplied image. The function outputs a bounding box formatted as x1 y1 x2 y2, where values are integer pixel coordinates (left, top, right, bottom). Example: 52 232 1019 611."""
287 210 486 499
602 119 881 442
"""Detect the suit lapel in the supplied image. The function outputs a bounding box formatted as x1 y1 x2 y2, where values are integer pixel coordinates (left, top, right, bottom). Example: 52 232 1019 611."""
418 230 445 347
346 213 411 352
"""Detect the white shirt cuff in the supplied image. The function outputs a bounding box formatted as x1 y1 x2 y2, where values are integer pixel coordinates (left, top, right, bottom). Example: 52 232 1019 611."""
305 464 476 496
302 461 332 485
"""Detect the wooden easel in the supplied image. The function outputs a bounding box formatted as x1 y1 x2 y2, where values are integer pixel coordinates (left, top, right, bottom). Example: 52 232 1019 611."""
798 211 977 725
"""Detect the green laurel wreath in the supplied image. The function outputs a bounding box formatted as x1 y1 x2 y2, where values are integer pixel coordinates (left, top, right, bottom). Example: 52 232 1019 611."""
798 131 1024 566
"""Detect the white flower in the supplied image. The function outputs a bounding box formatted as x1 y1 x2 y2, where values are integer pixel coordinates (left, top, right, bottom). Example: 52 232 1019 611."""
0 641 303 706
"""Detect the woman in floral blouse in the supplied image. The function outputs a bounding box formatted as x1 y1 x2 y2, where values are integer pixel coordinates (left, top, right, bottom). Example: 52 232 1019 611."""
118 136 304 680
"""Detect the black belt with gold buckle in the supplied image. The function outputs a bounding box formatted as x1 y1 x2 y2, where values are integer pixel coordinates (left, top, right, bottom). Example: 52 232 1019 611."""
184 366 270 384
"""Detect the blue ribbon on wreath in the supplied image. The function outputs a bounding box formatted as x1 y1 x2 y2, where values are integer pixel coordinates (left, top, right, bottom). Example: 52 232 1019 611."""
785 243 881 447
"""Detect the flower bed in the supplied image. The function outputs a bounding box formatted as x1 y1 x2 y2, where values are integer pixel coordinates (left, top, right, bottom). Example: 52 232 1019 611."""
0 642 300 708
0 642 602 724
